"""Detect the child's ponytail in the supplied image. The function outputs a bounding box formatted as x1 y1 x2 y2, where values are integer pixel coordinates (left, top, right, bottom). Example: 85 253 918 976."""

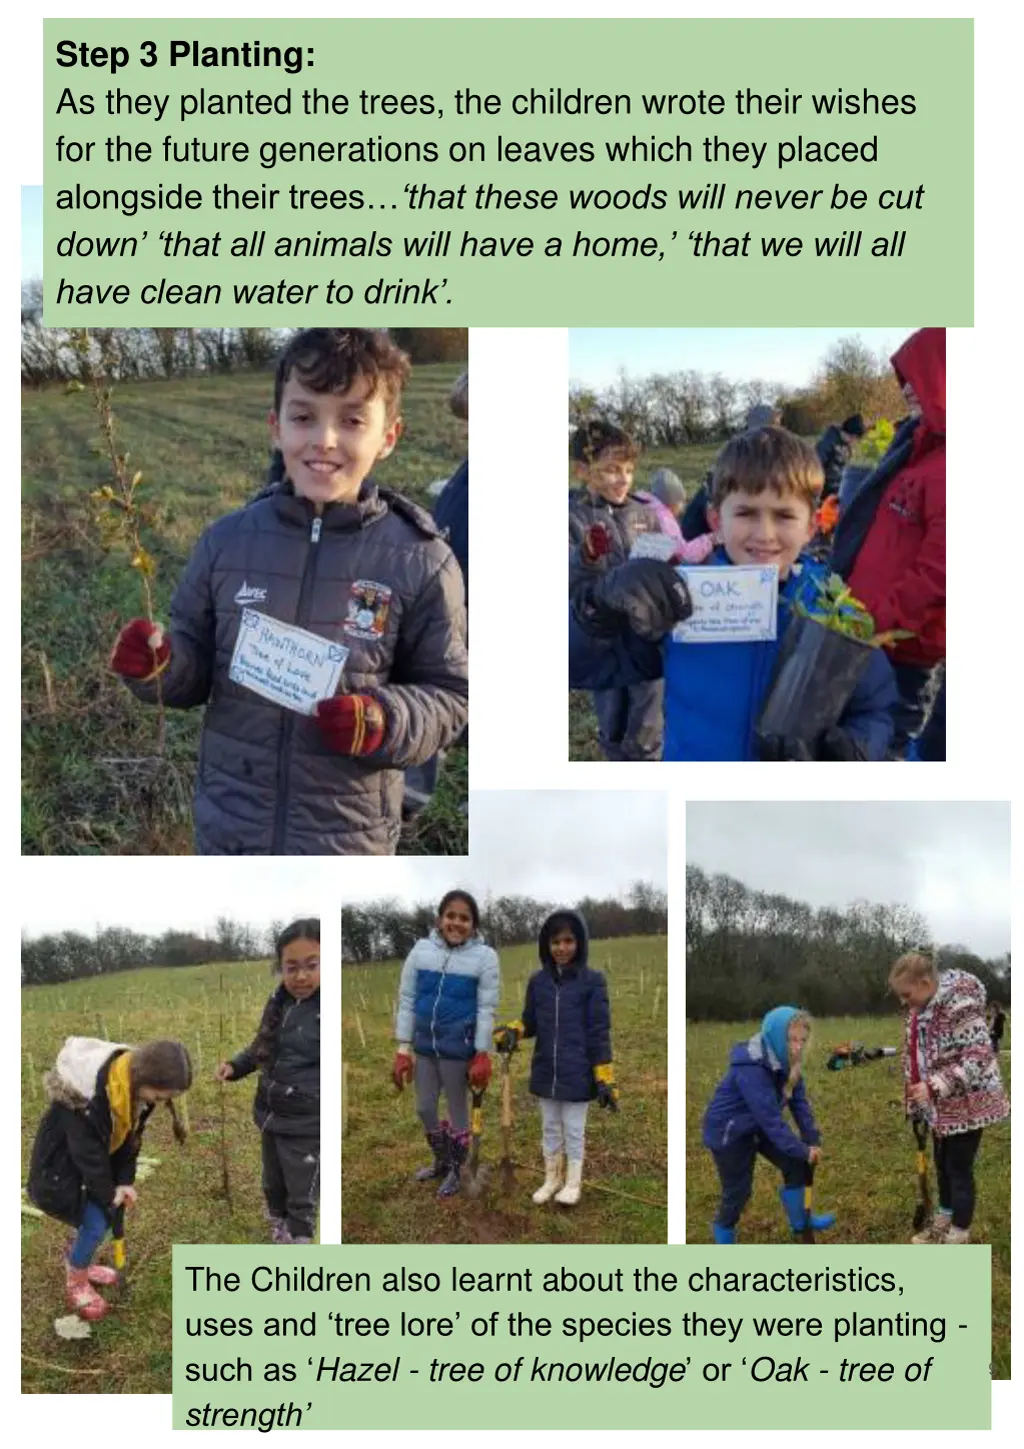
130 1040 194 1144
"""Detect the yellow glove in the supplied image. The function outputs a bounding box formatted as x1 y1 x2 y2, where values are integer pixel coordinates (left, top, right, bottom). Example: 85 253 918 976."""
595 1062 619 1111
493 1021 524 1055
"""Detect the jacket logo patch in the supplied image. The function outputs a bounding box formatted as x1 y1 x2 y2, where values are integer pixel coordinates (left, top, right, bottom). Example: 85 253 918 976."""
235 581 268 605
344 580 392 640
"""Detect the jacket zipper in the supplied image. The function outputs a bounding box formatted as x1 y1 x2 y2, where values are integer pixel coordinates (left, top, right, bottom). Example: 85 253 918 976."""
552 977 560 1095
429 947 452 1056
272 515 324 852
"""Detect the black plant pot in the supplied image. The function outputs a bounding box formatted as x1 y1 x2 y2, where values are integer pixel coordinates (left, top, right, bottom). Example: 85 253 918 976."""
757 613 874 744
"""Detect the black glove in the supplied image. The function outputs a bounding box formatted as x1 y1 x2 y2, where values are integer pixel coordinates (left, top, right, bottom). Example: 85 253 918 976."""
817 726 868 761
758 734 816 761
577 559 693 642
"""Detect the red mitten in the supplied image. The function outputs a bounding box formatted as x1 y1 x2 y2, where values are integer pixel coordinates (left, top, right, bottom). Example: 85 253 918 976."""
392 1051 414 1090
110 619 170 681
467 1052 492 1089
315 695 386 756
581 522 612 565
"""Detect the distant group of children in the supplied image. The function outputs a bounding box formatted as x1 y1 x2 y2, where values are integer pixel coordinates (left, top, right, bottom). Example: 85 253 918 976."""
569 327 946 762
700 952 1008 1245
392 893 618 1206
27 921 320 1322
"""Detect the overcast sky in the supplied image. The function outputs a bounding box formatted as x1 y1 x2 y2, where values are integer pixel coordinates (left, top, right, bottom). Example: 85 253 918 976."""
342 791 666 908
687 802 1010 957
21 859 340 938
569 327 909 393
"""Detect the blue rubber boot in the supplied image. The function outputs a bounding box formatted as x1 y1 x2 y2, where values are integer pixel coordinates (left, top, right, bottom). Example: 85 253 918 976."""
712 1223 737 1244
779 1186 836 1233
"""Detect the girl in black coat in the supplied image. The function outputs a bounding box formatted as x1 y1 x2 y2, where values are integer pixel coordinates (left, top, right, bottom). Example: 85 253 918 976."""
28 1037 192 1322
495 910 617 1208
217 920 321 1243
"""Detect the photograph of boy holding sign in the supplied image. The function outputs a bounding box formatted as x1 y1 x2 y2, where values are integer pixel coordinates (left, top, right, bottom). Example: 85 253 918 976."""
109 328 468 853
570 426 897 761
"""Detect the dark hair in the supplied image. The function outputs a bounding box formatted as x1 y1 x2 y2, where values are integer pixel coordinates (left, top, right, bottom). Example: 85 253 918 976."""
273 329 411 417
437 890 480 929
253 920 321 1067
276 918 321 960
545 912 578 938
841 413 866 437
569 418 639 466
710 426 823 510
130 1040 193 1145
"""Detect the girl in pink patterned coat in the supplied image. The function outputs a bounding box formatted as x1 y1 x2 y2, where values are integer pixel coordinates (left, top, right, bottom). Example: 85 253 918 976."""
890 952 1009 1244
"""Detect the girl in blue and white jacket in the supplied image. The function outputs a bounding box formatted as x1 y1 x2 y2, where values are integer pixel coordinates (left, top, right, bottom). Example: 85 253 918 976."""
392 891 500 1199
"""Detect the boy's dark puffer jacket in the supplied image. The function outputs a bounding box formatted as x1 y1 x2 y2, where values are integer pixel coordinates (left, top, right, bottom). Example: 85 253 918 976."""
231 987 320 1137
127 478 468 855
28 1044 151 1226
568 488 659 564
521 911 612 1102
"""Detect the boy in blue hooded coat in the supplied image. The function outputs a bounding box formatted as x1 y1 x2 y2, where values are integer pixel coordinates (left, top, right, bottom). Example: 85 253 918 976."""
702 1007 836 1243
569 427 896 761
495 910 617 1207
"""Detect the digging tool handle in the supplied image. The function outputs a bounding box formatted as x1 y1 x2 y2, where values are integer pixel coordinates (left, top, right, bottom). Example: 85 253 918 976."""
802 1161 816 1244
501 1061 513 1130
112 1203 126 1272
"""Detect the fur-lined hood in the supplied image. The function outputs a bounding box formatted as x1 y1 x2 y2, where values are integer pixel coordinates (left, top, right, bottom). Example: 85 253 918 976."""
43 1037 128 1109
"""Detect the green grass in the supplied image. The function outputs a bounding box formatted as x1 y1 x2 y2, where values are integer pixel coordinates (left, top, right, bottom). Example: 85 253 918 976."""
21 960 300 1394
686 1017 1011 1378
342 936 667 1245
22 362 467 854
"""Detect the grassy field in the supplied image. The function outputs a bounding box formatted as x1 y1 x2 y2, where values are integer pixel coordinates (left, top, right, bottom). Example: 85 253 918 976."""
22 361 467 854
342 935 667 1245
21 959 301 1394
686 1017 1011 1378
569 441 721 761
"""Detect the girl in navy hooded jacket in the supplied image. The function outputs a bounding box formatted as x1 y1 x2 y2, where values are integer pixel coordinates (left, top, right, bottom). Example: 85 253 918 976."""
495 910 617 1207
702 1007 836 1243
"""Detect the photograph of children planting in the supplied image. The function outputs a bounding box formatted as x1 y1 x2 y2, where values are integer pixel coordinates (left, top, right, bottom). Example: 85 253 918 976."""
341 790 667 1245
568 327 944 762
685 801 1009 1378
21 866 322 1392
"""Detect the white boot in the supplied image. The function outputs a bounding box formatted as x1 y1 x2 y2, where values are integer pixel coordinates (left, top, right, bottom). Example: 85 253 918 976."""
532 1154 564 1205
555 1158 583 1206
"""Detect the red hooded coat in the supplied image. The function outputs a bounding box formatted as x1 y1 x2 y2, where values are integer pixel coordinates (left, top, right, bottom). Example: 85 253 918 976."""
845 328 945 668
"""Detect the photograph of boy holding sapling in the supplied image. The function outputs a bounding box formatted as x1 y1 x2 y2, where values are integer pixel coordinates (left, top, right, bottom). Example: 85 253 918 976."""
105 328 469 853
567 327 945 762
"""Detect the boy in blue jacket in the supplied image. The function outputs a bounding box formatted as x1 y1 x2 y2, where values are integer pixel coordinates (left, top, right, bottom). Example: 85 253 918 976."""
494 910 618 1207
702 1007 836 1243
570 427 897 761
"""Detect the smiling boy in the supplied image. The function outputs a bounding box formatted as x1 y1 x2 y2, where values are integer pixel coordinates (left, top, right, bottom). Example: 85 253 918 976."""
569 427 897 761
110 328 468 854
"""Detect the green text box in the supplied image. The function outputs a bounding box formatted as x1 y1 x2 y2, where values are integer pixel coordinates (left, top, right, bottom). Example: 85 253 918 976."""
44 19 972 325
172 1244 990 1428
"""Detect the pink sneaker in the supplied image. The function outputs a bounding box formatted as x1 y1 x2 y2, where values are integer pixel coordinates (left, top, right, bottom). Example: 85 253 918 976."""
66 1266 108 1321
87 1265 121 1286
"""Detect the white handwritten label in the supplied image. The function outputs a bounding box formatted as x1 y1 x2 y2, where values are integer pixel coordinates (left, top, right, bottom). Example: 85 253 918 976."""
671 565 779 644
229 610 348 714
629 531 677 562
